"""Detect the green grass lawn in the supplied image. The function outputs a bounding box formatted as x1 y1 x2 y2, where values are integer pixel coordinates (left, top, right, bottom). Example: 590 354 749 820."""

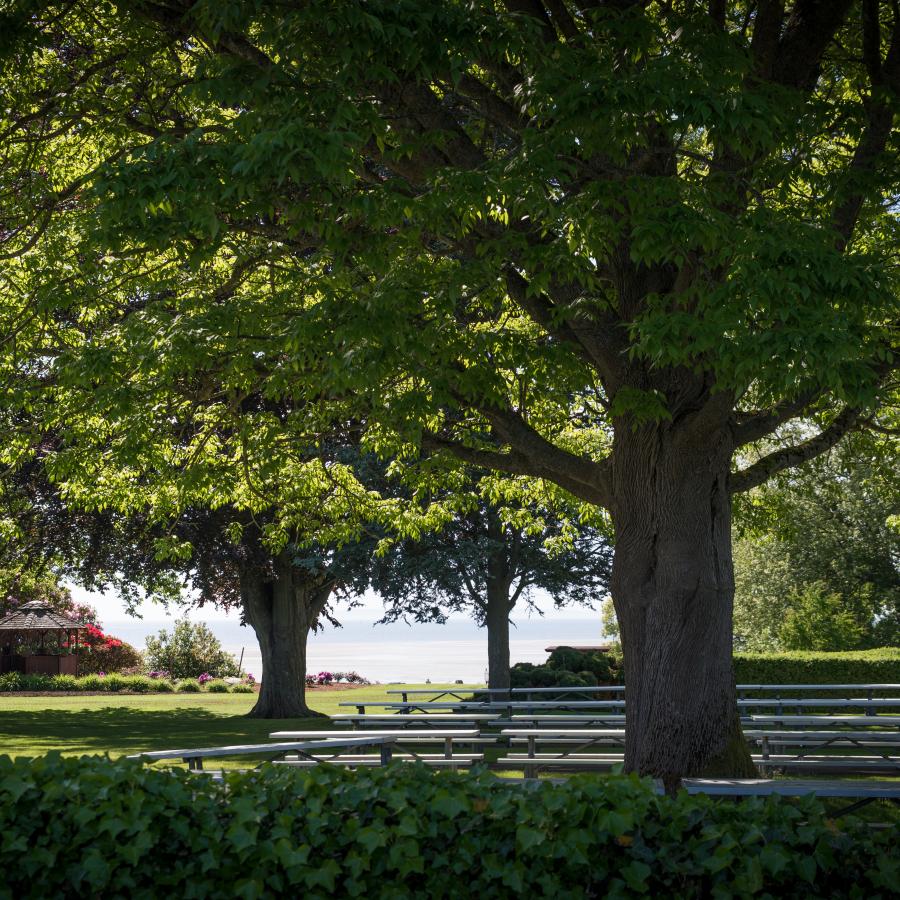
0 684 483 766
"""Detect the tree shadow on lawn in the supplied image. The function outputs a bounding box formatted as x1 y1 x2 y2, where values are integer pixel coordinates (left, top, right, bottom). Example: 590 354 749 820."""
0 706 333 760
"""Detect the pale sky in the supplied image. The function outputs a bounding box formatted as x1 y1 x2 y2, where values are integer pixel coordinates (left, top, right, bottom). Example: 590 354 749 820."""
71 583 606 627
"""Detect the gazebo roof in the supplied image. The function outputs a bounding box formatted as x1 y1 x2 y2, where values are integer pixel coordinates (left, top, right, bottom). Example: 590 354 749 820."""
0 600 88 631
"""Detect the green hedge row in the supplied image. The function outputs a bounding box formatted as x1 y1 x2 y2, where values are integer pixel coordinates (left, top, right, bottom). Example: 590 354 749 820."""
0 673 253 694
1 755 897 899
734 649 900 686
511 648 900 692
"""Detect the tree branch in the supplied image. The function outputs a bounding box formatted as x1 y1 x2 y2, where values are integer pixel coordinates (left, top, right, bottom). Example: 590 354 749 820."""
832 6 900 248
731 388 823 447
477 403 613 506
729 405 862 493
455 74 527 132
773 0 855 92
503 0 557 43
506 267 624 389
543 0 580 41
423 429 612 509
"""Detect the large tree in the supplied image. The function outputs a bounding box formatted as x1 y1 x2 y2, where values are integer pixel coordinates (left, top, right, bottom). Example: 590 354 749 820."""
2 2 899 782
372 492 612 689
1 455 379 717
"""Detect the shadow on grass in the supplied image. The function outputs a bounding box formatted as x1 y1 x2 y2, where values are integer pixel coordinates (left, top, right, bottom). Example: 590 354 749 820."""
0 706 334 759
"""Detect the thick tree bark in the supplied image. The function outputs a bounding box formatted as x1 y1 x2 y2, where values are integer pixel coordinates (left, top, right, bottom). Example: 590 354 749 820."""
485 578 512 690
484 510 513 690
239 550 333 719
610 422 757 785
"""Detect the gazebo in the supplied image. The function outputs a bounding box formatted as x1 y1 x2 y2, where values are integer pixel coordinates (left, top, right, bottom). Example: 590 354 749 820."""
0 600 88 676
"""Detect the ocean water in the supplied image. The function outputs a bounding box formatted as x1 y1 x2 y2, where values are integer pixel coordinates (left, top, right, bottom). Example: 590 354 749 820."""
107 616 606 683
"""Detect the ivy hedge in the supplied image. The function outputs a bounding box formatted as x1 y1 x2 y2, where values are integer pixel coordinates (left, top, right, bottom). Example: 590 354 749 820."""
1 755 897 899
733 649 900 687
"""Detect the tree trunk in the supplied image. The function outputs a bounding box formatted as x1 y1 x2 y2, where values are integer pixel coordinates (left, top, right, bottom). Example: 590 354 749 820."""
240 550 333 719
484 510 512 690
610 423 756 785
485 578 512 690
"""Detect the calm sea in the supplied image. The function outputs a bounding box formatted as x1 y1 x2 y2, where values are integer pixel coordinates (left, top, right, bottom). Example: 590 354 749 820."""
107 616 606 683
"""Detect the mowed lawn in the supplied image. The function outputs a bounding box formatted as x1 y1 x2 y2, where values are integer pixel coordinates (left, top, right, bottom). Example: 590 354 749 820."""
0 684 483 766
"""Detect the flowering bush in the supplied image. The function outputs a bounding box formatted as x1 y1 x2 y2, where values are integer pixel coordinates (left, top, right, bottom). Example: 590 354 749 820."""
242 673 255 685
148 670 171 680
76 624 144 675
197 673 213 685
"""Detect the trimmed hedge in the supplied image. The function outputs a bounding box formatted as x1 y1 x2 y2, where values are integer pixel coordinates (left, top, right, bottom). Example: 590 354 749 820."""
734 649 900 686
0 756 896 899
0 673 178 693
509 648 900 693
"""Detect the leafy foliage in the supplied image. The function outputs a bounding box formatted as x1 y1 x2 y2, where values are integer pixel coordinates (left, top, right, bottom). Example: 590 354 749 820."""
144 619 240 680
733 434 900 651
0 755 898 899
0 571 94 622
509 646 622 689
75 623 144 675
733 649 900 685
1 2 896 543
372 500 611 625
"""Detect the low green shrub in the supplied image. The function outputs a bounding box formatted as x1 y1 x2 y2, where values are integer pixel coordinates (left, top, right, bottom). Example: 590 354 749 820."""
231 682 254 693
0 672 22 692
205 680 230 693
101 674 127 692
0 673 178 693
509 647 623 693
118 675 155 693
734 648 900 688
0 755 897 898
547 646 614 682
176 679 201 693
